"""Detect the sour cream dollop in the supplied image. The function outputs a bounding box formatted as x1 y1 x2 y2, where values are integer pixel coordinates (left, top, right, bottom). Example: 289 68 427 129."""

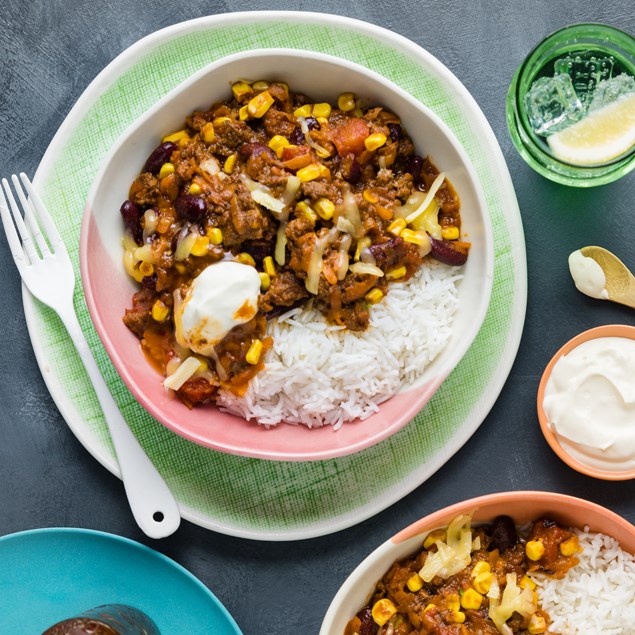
568 250 609 300
174 261 261 357
543 336 635 472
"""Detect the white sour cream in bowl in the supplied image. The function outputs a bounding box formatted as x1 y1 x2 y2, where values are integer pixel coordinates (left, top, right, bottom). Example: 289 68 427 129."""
537 325 635 480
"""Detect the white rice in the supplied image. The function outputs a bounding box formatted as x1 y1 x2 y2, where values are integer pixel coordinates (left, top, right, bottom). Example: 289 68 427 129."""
533 528 635 635
217 261 461 428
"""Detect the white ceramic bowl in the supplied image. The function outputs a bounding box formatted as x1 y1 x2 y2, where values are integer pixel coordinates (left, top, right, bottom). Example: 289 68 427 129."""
320 491 635 633
80 48 494 461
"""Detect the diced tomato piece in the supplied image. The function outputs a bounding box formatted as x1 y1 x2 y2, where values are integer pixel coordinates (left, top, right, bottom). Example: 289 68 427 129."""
282 146 314 171
332 118 370 156
281 145 311 161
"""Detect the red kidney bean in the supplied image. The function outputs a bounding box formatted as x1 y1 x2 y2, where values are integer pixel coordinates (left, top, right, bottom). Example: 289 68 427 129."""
356 606 378 635
120 200 143 244
388 123 402 141
238 142 274 162
141 273 157 290
174 194 207 222
304 116 320 130
341 153 362 184
429 236 468 266
490 515 519 553
142 141 177 175
289 127 305 146
406 154 424 188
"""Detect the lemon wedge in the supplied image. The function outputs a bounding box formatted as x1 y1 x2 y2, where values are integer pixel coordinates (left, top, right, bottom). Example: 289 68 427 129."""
547 93 635 166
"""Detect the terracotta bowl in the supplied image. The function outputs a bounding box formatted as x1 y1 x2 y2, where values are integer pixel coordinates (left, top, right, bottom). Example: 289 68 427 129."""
319 490 635 634
80 48 493 461
537 324 635 481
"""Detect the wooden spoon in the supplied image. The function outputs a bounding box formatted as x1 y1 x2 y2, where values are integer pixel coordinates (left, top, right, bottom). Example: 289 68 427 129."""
580 245 635 309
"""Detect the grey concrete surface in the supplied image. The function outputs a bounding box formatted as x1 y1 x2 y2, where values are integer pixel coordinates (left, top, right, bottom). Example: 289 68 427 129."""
1 2 634 633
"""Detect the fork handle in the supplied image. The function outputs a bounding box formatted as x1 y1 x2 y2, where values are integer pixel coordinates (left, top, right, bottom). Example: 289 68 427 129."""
60 308 181 538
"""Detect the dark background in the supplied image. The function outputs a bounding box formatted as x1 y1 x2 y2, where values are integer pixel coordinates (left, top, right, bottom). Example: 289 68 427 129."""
1 2 634 633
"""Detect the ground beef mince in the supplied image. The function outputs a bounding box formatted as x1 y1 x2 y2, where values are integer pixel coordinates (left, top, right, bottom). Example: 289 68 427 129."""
344 516 579 635
120 80 469 408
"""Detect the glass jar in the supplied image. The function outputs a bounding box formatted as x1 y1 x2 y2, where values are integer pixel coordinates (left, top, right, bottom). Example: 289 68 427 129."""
506 23 635 187
41 604 160 635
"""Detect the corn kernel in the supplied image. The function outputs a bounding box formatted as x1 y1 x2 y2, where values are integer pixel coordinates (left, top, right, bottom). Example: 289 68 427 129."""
138 262 154 277
247 90 274 119
151 300 169 322
406 573 423 592
195 356 208 372
423 529 447 549
363 189 379 204
314 144 332 159
263 256 276 277
526 540 545 561
338 92 356 112
386 266 407 280
239 105 249 121
365 133 388 151
212 116 231 126
296 200 317 223
528 615 547 634
353 106 364 117
473 572 493 594
371 599 397 627
375 206 394 221
365 288 384 304
158 162 175 179
316 116 329 125
224 153 238 174
388 218 407 236
471 561 491 577
268 135 290 155
423 604 436 614
354 236 371 261
453 611 466 624
201 122 215 143
191 236 210 257
401 229 429 246
236 252 256 267
259 272 271 291
245 339 263 365
559 537 579 557
519 575 537 591
294 104 313 118
206 227 223 245
441 226 460 240
189 182 202 195
296 164 322 183
460 588 483 610
252 80 269 91
174 262 186 274
447 594 460 612
312 102 332 118
314 198 335 220
161 129 189 144
318 164 331 179
231 81 253 100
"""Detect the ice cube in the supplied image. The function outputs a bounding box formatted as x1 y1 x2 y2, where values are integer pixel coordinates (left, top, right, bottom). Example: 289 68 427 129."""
524 73 585 136
554 53 614 104
588 73 635 112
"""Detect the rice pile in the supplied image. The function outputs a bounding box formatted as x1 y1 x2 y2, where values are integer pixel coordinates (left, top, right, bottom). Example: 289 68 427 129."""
217 262 462 428
533 528 635 635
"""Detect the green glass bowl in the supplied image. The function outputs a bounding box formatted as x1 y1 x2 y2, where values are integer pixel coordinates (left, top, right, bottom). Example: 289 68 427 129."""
507 23 635 187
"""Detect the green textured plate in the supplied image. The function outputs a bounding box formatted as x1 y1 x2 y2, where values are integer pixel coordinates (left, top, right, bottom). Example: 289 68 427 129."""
25 11 526 540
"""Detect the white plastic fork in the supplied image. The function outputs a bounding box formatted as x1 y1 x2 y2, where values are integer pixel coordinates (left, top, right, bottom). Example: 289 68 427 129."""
0 173 181 539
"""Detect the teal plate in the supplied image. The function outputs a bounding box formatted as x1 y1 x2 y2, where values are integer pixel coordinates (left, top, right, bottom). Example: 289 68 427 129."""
0 528 242 634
